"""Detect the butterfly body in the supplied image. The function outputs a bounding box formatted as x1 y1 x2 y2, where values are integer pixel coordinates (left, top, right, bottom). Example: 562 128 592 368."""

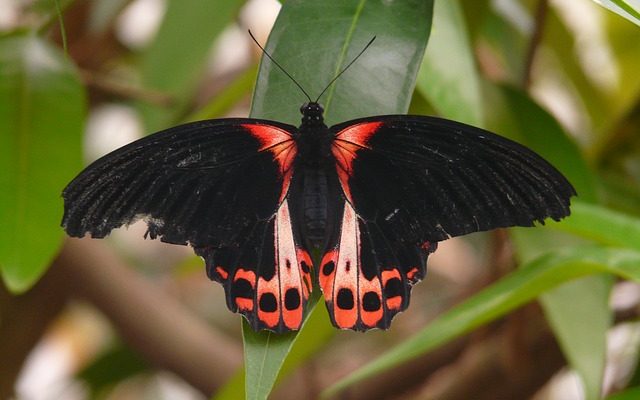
62 101 575 333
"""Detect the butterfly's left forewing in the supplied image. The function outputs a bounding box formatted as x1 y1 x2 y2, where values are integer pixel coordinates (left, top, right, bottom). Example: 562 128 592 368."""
321 116 575 330
62 120 312 332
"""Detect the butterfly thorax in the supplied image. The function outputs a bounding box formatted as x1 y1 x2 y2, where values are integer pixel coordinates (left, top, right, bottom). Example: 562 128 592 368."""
299 102 326 128
289 102 341 249
296 102 333 165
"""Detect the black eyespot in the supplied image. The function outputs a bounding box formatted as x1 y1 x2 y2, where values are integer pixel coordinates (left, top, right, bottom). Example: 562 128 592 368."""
284 288 301 310
337 288 354 310
300 260 311 274
323 261 335 275
259 293 278 312
362 291 381 312
384 278 403 298
232 279 253 298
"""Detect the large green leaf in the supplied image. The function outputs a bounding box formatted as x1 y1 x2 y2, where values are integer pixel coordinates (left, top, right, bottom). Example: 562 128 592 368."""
137 0 244 131
242 323 299 400
322 246 640 398
416 0 484 126
0 34 85 292
251 0 434 126
241 1 434 399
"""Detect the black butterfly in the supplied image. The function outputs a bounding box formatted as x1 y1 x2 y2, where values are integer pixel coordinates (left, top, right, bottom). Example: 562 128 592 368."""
62 37 575 333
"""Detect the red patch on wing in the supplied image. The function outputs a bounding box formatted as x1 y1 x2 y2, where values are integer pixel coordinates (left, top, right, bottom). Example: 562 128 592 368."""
320 201 388 330
359 276 383 327
241 199 310 331
234 268 256 285
332 122 382 203
242 124 297 201
381 269 403 311
296 248 313 297
215 266 229 280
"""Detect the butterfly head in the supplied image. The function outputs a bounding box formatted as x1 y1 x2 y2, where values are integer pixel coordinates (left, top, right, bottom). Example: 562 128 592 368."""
300 102 325 127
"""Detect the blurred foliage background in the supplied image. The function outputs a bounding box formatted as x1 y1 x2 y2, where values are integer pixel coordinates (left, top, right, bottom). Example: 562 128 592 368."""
1 0 640 399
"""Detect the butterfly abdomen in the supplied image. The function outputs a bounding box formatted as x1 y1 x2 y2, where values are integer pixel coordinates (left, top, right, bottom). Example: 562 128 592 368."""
300 166 329 246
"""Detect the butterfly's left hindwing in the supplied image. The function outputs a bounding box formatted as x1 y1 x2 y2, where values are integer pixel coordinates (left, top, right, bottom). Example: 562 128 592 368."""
320 115 575 330
62 120 312 332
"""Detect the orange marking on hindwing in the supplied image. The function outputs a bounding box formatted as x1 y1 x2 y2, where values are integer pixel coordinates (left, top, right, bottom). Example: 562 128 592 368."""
296 248 313 298
234 268 256 285
331 202 361 329
256 277 280 329
406 267 419 281
381 268 403 311
359 275 383 328
275 199 304 330
319 249 338 295
215 266 229 280
236 298 253 311
233 269 256 313
386 297 402 310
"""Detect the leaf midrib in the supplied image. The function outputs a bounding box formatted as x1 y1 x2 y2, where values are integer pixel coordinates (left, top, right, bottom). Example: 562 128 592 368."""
322 0 367 119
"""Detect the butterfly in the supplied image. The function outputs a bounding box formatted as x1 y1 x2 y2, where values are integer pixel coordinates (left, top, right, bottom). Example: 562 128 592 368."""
62 37 575 333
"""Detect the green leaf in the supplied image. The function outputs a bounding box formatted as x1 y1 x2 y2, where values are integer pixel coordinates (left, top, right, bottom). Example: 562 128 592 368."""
137 0 244 131
0 34 85 292
215 291 333 400
322 246 640 398
416 0 484 126
242 323 298 400
242 1 434 399
551 200 640 251
231 299 332 400
591 0 640 27
496 86 606 400
251 0 435 126
607 387 640 400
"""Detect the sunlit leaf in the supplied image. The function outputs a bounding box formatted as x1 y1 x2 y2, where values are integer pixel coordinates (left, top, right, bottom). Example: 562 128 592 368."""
591 0 640 26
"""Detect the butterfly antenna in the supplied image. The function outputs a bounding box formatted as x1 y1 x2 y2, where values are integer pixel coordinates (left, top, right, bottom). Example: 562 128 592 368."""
248 30 312 103
314 36 376 103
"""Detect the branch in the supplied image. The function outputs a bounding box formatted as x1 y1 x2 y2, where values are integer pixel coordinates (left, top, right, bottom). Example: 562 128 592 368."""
58 238 243 395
